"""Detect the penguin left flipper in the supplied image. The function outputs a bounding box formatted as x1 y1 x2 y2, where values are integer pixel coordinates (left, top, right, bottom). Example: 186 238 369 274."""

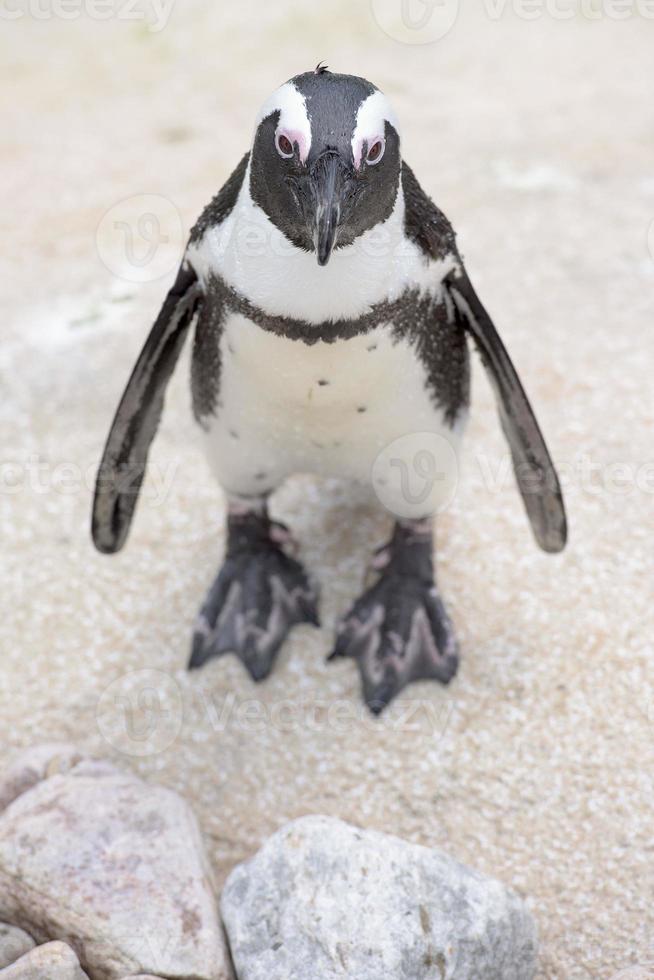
445 268 567 554
189 510 320 681
91 263 202 555
330 520 458 714
402 161 567 554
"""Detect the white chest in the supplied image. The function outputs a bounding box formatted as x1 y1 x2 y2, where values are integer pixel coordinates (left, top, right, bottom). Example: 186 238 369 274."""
198 311 464 513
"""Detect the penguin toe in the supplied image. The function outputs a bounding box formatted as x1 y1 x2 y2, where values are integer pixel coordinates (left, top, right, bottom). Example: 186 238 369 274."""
188 629 212 671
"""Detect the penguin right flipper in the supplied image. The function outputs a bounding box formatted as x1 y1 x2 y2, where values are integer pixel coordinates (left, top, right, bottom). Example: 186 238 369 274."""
92 153 250 556
91 263 202 554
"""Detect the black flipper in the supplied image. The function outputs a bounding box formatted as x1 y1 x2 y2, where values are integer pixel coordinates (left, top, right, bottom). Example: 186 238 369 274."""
92 263 202 554
330 521 458 714
190 510 320 680
402 160 567 553
446 269 567 553
92 154 250 555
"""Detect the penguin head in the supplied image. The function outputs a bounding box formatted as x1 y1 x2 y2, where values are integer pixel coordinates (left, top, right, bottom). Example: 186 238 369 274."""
249 66 401 265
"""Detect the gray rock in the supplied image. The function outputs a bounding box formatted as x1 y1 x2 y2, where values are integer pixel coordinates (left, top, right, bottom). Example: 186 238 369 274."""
221 815 538 980
0 754 232 980
0 925 35 969
0 941 89 978
0 744 84 812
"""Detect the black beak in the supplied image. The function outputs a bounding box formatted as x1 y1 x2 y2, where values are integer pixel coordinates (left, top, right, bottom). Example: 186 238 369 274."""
309 152 349 266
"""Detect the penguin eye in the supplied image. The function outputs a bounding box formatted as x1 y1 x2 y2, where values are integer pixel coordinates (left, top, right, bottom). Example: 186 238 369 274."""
365 139 385 166
276 133 294 159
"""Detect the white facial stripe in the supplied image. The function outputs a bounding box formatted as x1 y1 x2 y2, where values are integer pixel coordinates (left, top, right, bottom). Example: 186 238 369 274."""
351 90 400 169
255 81 311 164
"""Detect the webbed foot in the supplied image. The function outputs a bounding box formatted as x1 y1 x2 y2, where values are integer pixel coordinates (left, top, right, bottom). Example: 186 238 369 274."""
189 508 319 681
330 520 458 713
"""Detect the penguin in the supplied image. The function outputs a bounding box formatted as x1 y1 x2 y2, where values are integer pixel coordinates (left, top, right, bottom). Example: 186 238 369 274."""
92 66 567 713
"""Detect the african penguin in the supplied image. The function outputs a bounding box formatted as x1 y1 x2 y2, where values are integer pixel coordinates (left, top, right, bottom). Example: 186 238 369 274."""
92 66 567 713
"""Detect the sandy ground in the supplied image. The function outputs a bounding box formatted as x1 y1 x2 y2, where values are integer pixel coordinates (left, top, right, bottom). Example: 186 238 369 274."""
1 2 654 977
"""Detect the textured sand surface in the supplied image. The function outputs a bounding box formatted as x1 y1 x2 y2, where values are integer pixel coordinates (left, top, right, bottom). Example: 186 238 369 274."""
1 3 653 978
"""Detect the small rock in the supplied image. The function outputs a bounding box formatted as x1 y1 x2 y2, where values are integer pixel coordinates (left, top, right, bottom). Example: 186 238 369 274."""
0 941 89 978
0 925 35 969
222 815 538 980
0 751 232 980
0 744 84 812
